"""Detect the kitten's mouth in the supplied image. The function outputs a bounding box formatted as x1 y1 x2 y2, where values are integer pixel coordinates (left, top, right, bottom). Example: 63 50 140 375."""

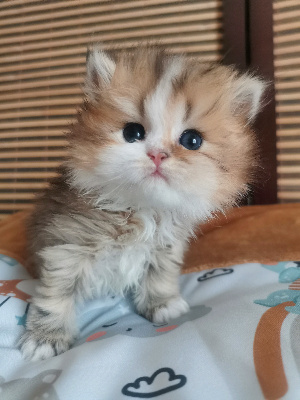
150 169 167 181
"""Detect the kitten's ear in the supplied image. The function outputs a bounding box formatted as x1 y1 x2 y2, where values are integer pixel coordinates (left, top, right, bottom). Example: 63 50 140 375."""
84 47 116 100
231 73 266 124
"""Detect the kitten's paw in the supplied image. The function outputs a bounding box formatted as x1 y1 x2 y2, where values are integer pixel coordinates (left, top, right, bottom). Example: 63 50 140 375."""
19 330 73 361
148 297 190 324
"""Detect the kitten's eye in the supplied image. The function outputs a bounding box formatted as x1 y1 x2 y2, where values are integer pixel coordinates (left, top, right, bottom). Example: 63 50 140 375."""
179 129 202 150
123 123 145 143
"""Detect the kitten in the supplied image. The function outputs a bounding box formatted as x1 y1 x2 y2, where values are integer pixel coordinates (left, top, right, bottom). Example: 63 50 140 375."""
20 46 265 361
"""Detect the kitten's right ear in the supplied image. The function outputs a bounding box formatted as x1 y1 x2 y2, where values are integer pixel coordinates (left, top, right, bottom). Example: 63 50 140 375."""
230 73 267 124
84 47 116 101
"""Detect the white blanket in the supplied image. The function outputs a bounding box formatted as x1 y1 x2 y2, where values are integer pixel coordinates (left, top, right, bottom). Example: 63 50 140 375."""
0 254 300 400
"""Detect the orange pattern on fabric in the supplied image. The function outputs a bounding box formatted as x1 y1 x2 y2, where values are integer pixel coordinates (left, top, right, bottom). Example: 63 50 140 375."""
253 301 295 400
289 279 300 290
0 279 30 302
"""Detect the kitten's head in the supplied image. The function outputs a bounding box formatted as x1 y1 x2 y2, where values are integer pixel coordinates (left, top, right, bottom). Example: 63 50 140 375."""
67 46 265 220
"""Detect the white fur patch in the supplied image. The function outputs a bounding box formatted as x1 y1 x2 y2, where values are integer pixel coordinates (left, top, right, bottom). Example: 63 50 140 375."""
87 209 191 296
145 57 184 150
152 296 190 324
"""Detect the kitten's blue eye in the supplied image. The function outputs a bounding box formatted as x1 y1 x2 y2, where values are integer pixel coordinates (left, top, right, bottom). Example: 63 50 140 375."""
179 129 202 150
123 123 145 143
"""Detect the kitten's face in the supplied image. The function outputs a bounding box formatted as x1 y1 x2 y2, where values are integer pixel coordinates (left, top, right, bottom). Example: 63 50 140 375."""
68 48 265 220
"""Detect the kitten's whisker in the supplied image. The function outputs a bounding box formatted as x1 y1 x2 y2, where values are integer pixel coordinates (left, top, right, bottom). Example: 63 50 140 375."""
101 176 132 198
98 174 123 184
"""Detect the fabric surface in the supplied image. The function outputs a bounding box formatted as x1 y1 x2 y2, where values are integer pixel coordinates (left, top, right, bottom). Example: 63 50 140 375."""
1 203 300 274
1 254 300 399
184 202 300 272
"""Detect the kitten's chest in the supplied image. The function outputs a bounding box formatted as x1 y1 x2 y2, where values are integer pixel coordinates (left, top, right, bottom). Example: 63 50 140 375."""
93 241 154 294
92 211 182 293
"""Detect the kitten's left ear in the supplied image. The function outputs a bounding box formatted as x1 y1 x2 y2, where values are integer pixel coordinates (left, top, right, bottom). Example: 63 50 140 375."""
84 46 116 101
231 73 267 124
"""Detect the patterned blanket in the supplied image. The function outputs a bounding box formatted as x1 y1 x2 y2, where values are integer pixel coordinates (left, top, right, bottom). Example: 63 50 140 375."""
1 254 300 399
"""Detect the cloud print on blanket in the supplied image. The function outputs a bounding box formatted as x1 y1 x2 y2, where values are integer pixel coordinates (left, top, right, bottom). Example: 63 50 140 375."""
82 305 211 344
197 268 234 282
0 370 61 400
122 367 187 398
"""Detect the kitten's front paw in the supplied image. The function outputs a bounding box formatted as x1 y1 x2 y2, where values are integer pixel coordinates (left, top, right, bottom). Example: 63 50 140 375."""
144 297 190 324
19 330 73 361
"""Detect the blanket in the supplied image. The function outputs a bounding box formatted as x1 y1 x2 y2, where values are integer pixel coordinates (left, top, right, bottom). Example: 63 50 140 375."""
1 254 300 399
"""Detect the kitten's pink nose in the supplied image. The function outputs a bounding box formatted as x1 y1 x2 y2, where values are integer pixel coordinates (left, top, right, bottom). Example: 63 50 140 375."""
147 151 168 167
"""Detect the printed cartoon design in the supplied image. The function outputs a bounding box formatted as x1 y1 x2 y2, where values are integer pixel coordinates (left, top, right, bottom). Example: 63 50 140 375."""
0 254 35 306
16 303 30 327
197 268 233 282
0 280 31 303
0 370 61 400
0 254 19 267
255 261 300 314
0 255 36 323
122 367 187 398
253 261 300 400
82 305 211 344
0 255 31 282
290 316 300 379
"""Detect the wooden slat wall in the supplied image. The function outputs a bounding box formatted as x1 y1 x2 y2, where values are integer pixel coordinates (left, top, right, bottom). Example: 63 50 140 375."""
273 0 300 202
0 0 223 219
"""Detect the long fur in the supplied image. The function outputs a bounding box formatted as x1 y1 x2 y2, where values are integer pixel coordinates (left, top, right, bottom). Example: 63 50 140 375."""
20 46 265 361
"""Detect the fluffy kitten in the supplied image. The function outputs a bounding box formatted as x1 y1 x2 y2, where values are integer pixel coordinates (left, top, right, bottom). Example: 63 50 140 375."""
20 46 265 361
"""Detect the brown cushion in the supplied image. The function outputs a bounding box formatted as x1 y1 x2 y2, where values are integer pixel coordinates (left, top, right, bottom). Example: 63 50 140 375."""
183 203 300 273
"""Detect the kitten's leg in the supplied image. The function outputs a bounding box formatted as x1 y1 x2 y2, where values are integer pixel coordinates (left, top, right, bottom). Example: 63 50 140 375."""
133 247 189 324
19 245 92 361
